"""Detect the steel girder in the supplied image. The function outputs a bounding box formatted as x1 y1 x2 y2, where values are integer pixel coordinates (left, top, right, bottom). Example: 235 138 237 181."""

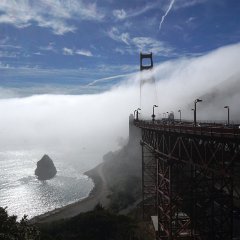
140 127 240 240
142 141 158 219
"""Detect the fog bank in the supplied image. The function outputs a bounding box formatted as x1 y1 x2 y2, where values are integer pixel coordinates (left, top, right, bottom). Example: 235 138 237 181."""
0 43 239 164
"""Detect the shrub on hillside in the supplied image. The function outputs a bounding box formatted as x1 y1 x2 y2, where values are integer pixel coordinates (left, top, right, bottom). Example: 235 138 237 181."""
0 207 40 240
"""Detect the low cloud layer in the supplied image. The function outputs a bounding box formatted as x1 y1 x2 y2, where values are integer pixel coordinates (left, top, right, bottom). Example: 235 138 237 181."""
0 43 239 163
0 87 139 160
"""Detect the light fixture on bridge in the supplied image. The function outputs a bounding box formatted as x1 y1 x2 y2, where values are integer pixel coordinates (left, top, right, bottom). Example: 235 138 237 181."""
194 99 202 127
224 106 230 126
136 108 141 121
152 105 158 123
178 109 181 122
134 109 137 119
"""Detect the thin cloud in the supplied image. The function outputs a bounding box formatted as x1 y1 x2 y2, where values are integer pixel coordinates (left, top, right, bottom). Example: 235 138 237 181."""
34 52 44 56
0 44 21 49
107 27 130 45
113 9 127 20
88 73 134 86
174 0 207 9
63 47 74 55
112 2 161 20
0 0 104 35
0 63 137 94
0 38 22 58
39 42 57 52
62 48 93 57
76 49 93 57
159 0 175 31
132 37 174 56
186 17 196 24
108 27 174 57
0 62 10 69
0 50 19 58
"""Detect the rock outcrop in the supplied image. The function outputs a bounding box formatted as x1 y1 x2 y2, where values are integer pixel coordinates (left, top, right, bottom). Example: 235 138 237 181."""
35 154 57 180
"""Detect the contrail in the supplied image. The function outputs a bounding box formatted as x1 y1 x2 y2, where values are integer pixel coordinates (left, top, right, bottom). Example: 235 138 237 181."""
159 0 175 31
87 73 134 86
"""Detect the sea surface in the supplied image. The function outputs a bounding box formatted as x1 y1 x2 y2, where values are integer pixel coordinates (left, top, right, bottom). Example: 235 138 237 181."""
0 150 97 219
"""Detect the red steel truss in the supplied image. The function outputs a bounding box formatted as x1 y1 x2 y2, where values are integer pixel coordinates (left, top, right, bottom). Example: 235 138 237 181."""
135 121 240 240
142 142 158 219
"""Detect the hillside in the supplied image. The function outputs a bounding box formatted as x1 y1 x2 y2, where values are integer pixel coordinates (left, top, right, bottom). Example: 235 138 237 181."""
101 115 142 212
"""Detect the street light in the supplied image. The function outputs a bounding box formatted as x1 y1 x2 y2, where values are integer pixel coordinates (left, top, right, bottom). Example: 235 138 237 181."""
191 108 195 125
136 108 141 121
178 109 181 122
194 99 202 127
152 105 158 123
134 110 137 119
224 106 230 125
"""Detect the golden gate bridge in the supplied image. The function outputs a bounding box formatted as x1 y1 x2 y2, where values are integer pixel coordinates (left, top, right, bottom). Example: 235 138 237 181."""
133 53 240 240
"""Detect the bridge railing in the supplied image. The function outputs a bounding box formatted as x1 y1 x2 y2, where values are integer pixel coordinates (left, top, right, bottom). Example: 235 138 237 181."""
134 120 240 140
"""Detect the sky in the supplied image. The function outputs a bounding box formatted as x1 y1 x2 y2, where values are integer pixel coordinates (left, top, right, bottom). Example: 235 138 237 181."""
0 0 239 158
0 0 240 95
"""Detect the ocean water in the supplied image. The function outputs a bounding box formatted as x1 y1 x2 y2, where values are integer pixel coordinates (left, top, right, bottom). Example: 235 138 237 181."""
0 150 96 219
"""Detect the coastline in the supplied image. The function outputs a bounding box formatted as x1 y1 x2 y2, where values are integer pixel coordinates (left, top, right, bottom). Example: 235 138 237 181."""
31 162 110 223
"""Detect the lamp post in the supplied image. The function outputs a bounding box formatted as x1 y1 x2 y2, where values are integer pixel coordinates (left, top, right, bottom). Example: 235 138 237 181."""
194 99 202 127
191 108 195 125
136 108 141 121
178 109 181 122
224 106 230 125
134 110 137 119
152 105 158 123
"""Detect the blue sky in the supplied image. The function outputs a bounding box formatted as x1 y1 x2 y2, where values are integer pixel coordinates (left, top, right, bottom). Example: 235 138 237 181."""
0 0 239 94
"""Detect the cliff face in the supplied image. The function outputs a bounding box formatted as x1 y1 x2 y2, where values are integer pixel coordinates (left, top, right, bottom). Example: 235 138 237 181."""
101 115 142 211
35 155 57 180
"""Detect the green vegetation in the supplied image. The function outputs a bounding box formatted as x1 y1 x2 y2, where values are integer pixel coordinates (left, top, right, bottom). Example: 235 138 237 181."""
38 206 136 240
0 206 154 240
108 176 141 212
0 207 40 240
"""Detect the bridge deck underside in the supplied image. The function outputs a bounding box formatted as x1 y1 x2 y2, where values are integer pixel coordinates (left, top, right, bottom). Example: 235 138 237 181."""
139 124 240 240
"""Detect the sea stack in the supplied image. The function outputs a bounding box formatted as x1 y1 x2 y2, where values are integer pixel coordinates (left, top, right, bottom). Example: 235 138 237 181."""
35 154 57 180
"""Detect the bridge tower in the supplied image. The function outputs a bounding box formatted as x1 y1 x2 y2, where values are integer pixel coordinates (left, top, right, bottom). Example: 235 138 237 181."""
140 52 158 219
139 52 158 119
140 52 153 71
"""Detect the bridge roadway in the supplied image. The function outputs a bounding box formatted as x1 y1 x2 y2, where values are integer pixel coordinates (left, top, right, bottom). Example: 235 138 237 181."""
134 119 240 240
